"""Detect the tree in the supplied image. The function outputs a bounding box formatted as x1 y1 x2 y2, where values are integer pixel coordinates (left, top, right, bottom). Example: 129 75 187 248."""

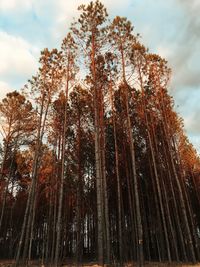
0 2 199 266
72 1 110 264
54 32 78 267
109 16 144 266
0 91 34 234
15 48 63 266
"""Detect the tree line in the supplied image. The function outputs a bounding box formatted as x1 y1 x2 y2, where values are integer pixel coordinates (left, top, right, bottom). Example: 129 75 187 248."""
0 1 200 266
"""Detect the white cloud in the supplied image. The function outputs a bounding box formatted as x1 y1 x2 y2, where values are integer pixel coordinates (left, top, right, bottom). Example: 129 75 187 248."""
0 31 39 83
0 81 12 100
0 0 33 11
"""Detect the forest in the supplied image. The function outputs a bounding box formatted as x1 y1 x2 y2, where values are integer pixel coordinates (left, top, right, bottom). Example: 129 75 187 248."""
0 1 200 266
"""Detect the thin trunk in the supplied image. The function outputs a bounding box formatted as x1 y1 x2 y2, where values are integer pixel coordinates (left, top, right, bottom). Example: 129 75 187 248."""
148 156 164 261
147 124 171 261
76 110 82 264
121 46 143 266
15 93 45 267
162 136 187 261
138 65 171 262
0 165 14 233
28 182 38 262
22 96 50 264
162 122 196 263
54 106 66 266
109 82 123 264
91 31 104 265
100 85 110 264
55 61 70 266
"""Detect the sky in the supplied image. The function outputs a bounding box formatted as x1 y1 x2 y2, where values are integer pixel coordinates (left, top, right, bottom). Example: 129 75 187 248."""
0 0 200 152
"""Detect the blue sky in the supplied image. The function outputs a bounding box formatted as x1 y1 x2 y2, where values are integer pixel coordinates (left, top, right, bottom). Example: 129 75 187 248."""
0 0 200 152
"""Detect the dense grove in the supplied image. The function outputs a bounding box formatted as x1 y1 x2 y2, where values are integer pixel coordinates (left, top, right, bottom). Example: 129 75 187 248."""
0 1 200 266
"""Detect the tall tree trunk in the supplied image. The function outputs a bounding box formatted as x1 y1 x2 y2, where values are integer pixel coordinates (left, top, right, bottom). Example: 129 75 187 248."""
54 77 69 266
76 110 83 264
121 46 144 266
15 92 47 266
162 121 196 263
100 85 110 264
91 31 104 265
109 82 123 264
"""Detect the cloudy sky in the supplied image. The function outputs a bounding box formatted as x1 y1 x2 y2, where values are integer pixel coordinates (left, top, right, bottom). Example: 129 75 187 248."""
0 0 200 152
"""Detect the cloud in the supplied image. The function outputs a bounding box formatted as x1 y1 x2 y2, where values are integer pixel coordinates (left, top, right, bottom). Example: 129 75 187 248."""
130 0 200 91
185 114 200 136
181 90 200 136
0 0 33 11
152 0 200 91
0 31 39 86
168 0 200 150
188 135 200 154
0 81 12 99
